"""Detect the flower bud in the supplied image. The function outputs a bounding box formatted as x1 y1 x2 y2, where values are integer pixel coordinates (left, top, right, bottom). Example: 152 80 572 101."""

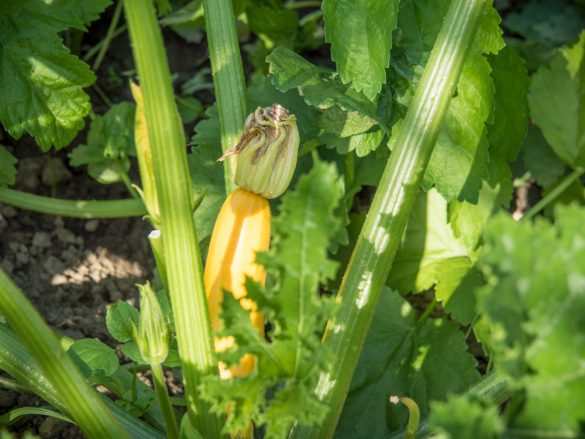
135 282 169 365
220 104 299 199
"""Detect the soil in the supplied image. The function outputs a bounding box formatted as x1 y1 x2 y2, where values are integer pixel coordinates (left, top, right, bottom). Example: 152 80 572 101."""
0 140 154 437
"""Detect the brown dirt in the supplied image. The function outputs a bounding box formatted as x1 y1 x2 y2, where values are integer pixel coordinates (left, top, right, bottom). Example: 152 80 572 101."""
0 142 154 437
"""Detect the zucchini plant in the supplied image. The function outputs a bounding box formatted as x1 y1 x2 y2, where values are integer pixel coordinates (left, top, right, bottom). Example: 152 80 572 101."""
1 0 585 438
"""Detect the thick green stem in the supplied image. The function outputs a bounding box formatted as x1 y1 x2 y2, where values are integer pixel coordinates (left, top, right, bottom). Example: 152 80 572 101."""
289 1 487 437
0 188 145 218
0 324 163 439
0 271 130 439
123 1 222 437
151 363 179 439
202 0 247 193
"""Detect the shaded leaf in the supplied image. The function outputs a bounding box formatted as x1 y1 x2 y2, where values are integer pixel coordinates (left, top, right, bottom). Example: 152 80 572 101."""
68 102 135 184
267 47 377 119
69 338 119 378
522 126 567 189
529 31 585 168
335 290 480 438
0 146 17 187
388 189 475 305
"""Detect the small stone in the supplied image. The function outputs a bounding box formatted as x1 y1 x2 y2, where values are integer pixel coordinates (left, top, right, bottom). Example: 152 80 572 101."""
54 216 64 227
15 252 29 266
32 231 51 248
55 227 76 244
0 259 14 274
85 219 100 233
41 157 72 187
75 236 84 246
8 242 18 253
1 206 17 218
43 255 66 275
51 274 68 286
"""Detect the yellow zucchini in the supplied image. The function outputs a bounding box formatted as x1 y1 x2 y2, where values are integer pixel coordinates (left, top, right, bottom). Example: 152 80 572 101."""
204 188 270 377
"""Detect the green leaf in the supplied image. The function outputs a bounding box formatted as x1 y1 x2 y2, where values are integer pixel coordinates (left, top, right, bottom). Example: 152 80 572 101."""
106 301 139 343
428 394 504 439
319 106 377 138
0 0 110 150
335 290 480 438
476 206 585 432
504 0 585 49
121 340 148 365
247 5 297 46
266 47 377 119
323 0 399 100
529 31 585 168
0 145 17 187
388 189 475 305
201 159 344 438
448 157 513 250
423 53 492 202
68 338 119 378
320 130 385 156
68 102 136 184
187 143 226 246
396 0 505 202
487 46 530 161
522 126 567 189
190 105 220 147
247 74 319 143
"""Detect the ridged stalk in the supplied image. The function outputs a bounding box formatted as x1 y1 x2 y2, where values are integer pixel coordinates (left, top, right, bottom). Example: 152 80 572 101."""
123 1 222 436
0 188 145 218
202 0 248 193
0 270 130 438
0 324 162 439
289 0 487 437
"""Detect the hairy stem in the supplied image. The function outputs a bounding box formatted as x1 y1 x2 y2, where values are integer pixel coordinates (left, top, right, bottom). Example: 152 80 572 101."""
123 0 223 436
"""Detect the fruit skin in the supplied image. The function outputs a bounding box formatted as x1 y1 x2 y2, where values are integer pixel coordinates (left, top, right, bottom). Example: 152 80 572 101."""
204 188 270 377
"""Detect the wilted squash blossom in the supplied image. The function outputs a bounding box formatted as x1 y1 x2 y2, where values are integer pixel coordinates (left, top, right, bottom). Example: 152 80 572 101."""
220 104 299 199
